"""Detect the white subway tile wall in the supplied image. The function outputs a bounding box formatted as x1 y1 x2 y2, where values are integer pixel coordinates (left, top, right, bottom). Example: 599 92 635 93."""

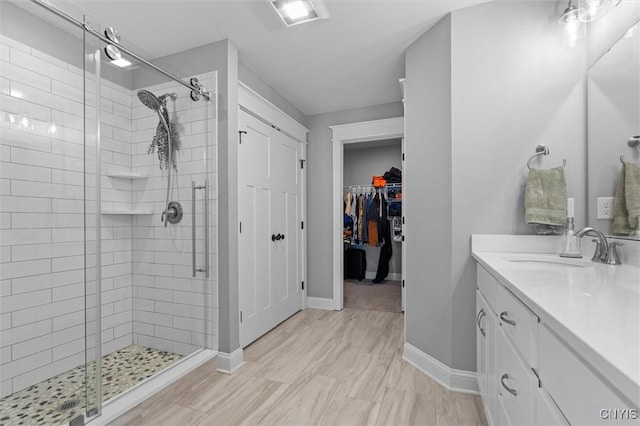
0 34 218 398
131 74 218 356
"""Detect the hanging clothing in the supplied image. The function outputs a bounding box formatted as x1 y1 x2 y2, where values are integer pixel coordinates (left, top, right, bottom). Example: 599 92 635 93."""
344 192 353 215
357 195 364 243
363 193 370 243
373 213 393 283
367 193 380 247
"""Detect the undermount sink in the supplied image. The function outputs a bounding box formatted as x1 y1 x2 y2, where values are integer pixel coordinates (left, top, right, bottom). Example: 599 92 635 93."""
502 254 593 268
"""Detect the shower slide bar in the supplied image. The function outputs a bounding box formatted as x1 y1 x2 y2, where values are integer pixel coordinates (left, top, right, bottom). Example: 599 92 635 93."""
30 0 211 100
192 181 209 278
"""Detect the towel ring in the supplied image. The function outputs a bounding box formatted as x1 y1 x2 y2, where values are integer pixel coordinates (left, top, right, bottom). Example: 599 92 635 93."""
527 144 567 170
621 135 640 164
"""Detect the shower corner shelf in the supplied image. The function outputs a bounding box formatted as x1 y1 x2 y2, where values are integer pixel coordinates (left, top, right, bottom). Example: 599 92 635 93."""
106 170 149 180
101 209 154 215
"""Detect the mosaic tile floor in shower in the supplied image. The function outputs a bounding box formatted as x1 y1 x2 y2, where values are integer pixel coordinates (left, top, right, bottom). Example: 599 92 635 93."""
0 345 183 426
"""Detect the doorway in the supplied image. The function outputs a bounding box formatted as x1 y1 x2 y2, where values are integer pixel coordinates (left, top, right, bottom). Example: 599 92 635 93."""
330 117 405 312
342 139 403 312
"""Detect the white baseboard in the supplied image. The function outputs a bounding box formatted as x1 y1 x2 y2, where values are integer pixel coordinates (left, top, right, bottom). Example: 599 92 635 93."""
306 296 335 310
216 347 244 374
403 343 478 395
87 349 217 426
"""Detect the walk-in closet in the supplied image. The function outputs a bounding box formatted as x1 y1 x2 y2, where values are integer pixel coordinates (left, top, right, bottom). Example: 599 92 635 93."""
342 139 403 313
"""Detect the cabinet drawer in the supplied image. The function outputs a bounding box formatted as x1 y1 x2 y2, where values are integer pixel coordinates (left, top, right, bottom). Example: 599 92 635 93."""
496 284 538 368
496 326 537 426
477 265 497 310
539 325 639 425
535 387 569 426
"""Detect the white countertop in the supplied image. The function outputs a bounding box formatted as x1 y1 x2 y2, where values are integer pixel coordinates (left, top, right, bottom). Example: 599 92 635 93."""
472 235 640 403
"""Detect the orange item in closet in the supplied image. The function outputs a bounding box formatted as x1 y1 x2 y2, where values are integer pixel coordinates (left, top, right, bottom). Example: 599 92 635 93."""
372 176 386 187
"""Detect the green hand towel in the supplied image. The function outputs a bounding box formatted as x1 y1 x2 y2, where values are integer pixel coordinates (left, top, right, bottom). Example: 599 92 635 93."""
625 162 640 230
525 167 567 227
612 166 632 235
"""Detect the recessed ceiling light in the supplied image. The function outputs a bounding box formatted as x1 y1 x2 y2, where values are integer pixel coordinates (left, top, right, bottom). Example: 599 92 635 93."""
269 0 329 27
283 1 309 20
110 57 132 68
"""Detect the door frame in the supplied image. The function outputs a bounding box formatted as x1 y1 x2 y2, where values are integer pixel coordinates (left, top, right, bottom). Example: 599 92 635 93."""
329 117 404 311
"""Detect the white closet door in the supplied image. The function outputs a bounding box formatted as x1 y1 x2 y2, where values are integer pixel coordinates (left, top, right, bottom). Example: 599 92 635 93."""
273 130 303 321
239 111 275 347
239 110 303 347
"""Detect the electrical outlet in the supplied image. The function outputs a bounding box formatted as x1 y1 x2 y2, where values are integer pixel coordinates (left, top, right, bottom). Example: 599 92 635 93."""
597 197 614 219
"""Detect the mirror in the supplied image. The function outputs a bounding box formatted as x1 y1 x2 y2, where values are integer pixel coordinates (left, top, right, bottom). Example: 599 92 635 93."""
587 20 640 240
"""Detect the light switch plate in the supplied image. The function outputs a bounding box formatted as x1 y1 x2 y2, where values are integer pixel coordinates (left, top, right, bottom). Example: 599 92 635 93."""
597 197 614 219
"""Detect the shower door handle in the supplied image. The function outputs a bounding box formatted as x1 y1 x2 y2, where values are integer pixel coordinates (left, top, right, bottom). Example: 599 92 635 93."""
204 180 209 278
192 180 209 278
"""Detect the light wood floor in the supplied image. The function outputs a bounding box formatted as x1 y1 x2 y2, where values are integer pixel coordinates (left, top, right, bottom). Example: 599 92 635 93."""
344 280 402 313
109 308 487 426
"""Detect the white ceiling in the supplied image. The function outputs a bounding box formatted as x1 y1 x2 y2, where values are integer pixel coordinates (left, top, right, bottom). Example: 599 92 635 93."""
65 0 487 116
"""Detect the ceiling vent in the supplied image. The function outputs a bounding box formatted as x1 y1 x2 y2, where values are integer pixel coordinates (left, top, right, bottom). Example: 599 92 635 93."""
269 0 329 27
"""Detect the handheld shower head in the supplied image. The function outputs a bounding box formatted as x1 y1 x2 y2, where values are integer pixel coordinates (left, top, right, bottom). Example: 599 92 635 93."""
137 89 161 111
137 90 177 111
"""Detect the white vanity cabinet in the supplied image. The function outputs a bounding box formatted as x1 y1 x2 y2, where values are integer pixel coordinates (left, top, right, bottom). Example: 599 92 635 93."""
476 264 567 426
476 267 498 425
476 260 639 425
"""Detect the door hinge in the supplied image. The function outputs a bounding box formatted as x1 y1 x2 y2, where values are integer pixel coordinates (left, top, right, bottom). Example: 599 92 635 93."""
301 221 304 230
300 159 305 169
402 216 405 225
239 222 242 233
401 235 405 242
239 130 247 144
301 281 305 290
402 279 405 288
240 311 243 322
402 153 405 161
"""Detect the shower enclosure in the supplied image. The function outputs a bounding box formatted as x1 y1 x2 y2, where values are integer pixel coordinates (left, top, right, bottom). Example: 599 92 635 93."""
0 1 218 424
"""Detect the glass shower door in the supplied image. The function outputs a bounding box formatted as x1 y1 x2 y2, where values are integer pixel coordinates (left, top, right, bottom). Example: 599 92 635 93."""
92 34 217 406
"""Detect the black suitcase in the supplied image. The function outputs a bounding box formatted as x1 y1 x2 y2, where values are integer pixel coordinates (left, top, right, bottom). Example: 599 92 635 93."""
344 248 367 281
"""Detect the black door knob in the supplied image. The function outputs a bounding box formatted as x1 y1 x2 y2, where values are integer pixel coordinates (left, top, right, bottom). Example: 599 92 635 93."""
280 234 285 240
271 234 277 241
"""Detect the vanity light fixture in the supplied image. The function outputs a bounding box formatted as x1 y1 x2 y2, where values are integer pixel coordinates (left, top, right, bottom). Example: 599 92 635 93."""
560 0 579 24
577 0 613 22
560 0 581 48
269 0 329 27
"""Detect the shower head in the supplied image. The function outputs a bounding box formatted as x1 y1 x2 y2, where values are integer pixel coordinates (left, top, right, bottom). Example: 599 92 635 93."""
137 90 177 111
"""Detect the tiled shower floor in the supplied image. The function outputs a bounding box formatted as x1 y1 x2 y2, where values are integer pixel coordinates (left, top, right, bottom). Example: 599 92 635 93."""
0 345 183 426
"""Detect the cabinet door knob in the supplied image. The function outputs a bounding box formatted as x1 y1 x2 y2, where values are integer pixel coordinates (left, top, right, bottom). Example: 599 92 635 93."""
271 234 277 242
500 311 516 327
501 373 518 396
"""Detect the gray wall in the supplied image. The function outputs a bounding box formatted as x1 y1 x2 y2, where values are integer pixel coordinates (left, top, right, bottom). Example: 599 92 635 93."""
405 1 590 372
238 63 308 128
405 14 453 368
306 103 404 299
343 142 402 277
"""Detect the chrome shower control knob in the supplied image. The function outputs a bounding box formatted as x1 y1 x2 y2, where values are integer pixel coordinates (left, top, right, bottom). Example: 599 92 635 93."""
163 201 183 225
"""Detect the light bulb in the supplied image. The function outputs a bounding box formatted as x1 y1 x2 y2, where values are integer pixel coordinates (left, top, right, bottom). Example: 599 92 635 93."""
577 0 613 22
282 1 309 20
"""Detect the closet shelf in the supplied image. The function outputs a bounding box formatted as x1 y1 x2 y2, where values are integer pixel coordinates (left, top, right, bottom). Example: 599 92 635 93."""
106 170 149 179
101 209 154 215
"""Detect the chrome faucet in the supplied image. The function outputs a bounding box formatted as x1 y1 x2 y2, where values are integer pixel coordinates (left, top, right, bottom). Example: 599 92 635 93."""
576 227 622 265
